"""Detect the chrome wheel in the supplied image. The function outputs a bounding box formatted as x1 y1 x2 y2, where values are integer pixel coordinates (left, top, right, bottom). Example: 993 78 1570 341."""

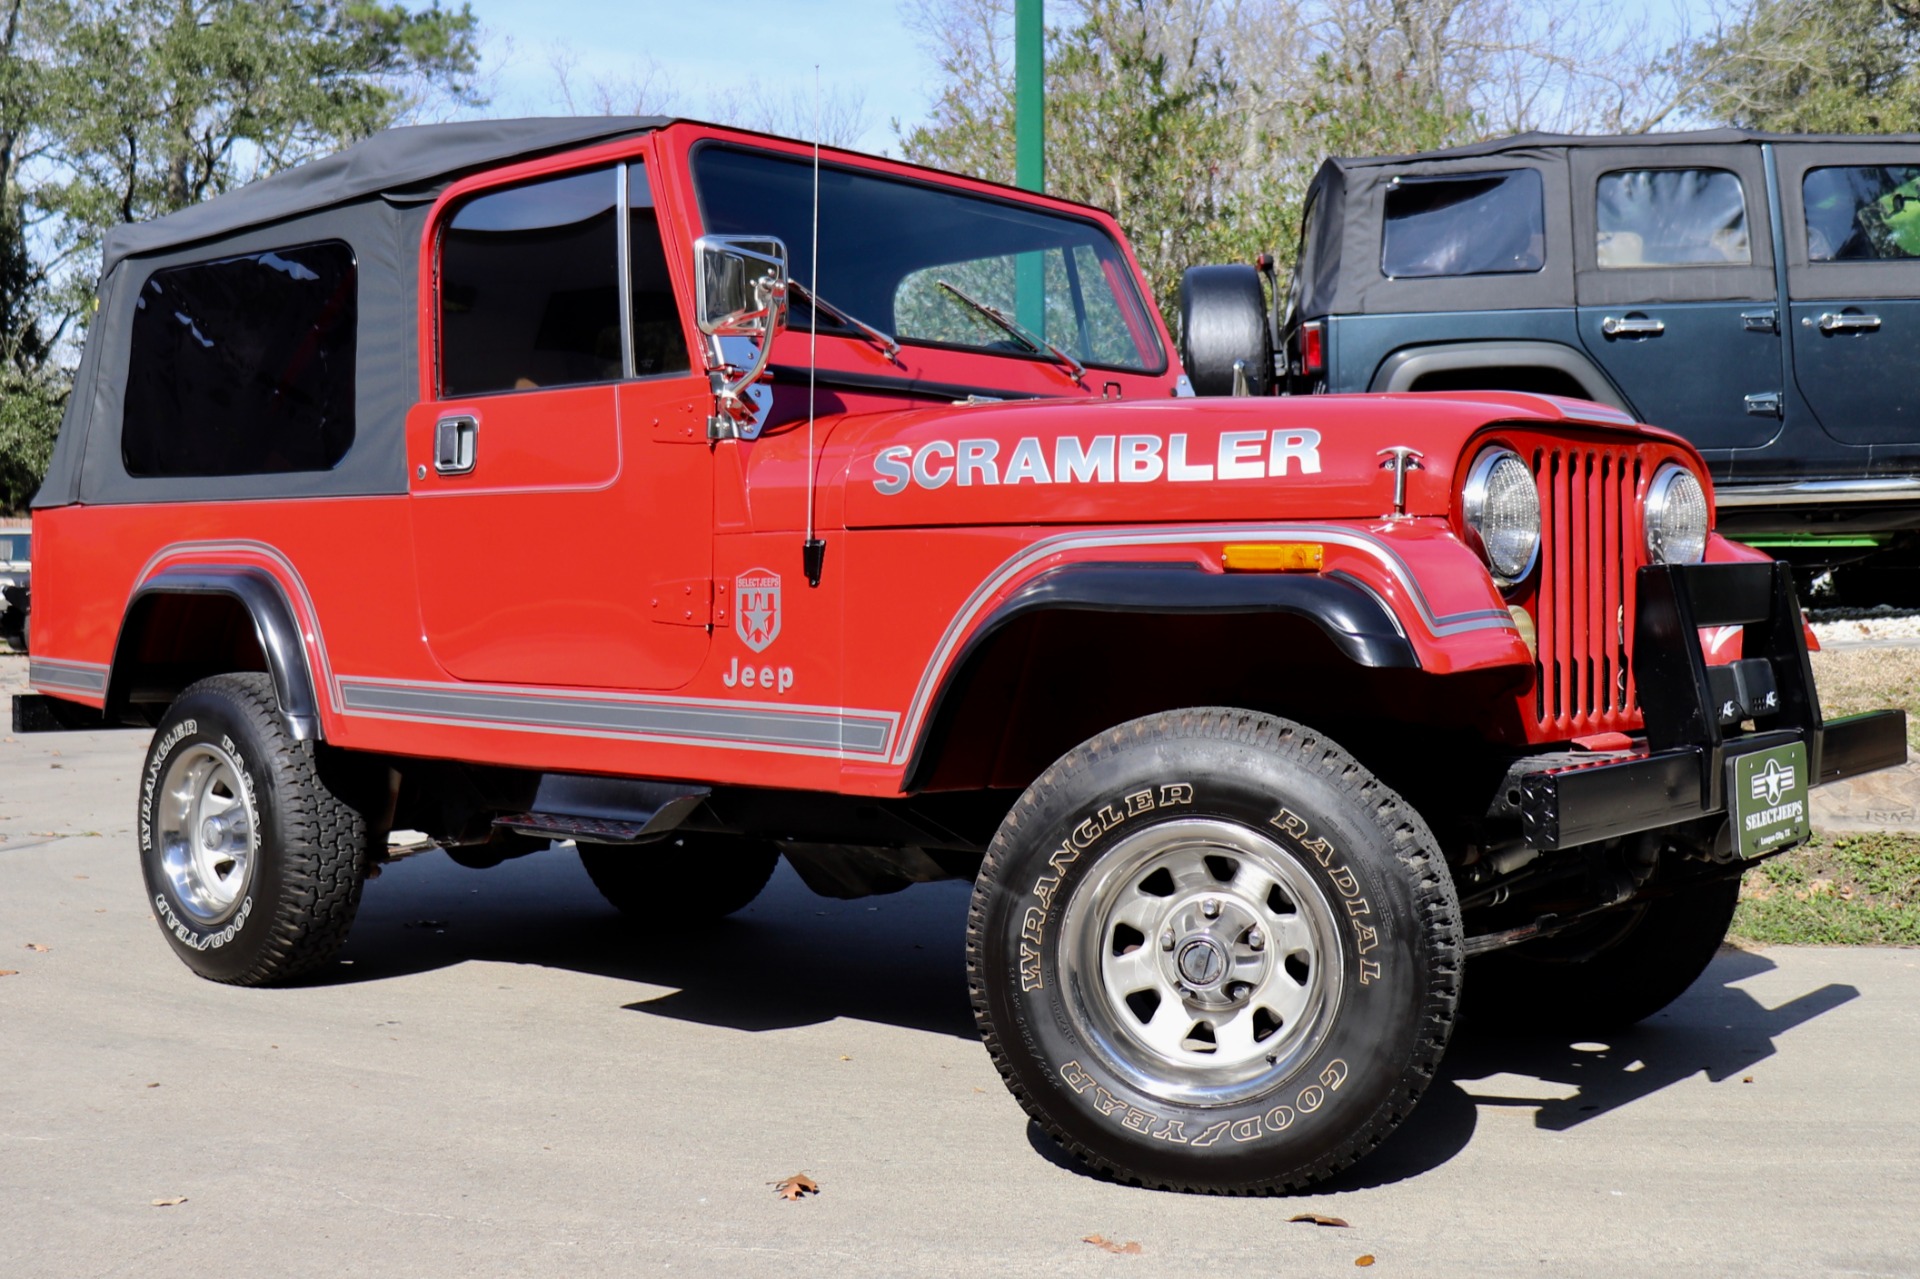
1059 818 1344 1106
156 742 256 924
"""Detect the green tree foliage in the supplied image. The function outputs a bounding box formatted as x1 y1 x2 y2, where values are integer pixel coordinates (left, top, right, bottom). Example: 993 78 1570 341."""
0 0 481 512
1683 0 1920 134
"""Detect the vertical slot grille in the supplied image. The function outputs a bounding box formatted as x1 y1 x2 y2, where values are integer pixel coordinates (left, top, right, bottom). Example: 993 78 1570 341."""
1532 446 1641 737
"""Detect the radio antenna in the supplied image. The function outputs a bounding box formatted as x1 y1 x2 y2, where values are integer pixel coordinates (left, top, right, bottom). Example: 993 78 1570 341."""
801 65 827 588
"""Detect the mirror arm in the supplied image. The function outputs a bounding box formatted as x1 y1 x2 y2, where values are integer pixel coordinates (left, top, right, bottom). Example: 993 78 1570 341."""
708 277 786 439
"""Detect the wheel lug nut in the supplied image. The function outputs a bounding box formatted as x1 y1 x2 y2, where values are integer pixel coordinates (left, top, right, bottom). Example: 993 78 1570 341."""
1247 928 1265 951
1160 928 1175 952
1202 898 1220 919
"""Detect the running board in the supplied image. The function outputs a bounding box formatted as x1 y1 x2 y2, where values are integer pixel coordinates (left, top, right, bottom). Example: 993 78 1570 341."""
492 775 710 846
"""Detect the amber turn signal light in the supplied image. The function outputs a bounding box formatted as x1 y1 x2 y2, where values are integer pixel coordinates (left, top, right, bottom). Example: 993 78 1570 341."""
1222 543 1324 572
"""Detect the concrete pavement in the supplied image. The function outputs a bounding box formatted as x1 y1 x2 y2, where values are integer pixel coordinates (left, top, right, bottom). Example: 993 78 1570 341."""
1 704 1917 1276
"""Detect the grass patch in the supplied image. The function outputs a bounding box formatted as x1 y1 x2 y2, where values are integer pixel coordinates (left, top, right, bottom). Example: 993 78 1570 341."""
1809 645 1920 752
1734 831 1920 945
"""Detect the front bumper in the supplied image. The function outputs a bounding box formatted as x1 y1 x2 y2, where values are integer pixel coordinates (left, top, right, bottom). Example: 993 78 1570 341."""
1512 561 1908 852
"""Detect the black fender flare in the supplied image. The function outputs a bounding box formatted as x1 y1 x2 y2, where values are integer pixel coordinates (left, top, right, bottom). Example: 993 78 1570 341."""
109 566 322 740
1369 340 1630 413
901 562 1419 790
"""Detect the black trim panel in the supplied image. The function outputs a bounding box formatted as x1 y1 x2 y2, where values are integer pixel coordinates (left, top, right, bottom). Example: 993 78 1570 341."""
901 562 1420 790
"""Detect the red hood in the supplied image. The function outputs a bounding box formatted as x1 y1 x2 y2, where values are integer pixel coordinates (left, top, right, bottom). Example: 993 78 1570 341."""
723 390 1694 532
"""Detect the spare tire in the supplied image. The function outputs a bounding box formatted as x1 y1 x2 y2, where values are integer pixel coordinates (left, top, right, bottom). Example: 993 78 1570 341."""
1180 265 1273 397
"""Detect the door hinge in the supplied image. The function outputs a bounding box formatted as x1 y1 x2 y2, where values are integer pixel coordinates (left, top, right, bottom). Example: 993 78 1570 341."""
1744 391 1784 418
1740 309 1779 334
651 577 711 627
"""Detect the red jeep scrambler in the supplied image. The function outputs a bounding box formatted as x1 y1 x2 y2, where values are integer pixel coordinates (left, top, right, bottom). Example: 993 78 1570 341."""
17 117 1906 1193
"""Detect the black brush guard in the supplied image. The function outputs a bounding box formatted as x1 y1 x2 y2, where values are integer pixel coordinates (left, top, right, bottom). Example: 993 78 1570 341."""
1515 561 1907 852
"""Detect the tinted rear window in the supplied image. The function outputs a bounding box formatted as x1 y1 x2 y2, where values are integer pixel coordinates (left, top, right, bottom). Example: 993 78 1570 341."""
1803 165 1920 261
122 241 357 478
1597 168 1749 267
1381 170 1545 278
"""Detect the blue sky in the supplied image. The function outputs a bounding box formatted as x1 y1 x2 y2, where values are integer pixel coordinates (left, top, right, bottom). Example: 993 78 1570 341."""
465 0 1730 154
468 0 937 153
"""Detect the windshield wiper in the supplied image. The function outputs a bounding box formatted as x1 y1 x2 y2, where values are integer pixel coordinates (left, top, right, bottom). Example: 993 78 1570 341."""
934 279 1086 384
789 280 900 362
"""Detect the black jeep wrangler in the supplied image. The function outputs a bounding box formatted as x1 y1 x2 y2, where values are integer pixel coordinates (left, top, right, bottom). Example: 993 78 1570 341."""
1189 129 1920 575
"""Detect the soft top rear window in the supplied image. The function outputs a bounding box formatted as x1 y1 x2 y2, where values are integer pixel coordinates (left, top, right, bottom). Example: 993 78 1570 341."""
1803 165 1920 261
122 240 357 478
1382 169 1545 279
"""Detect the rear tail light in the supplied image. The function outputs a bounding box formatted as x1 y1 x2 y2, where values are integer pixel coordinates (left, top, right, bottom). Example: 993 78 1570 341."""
1299 321 1324 376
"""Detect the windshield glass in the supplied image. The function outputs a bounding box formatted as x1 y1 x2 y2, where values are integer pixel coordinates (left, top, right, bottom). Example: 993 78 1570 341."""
692 145 1163 372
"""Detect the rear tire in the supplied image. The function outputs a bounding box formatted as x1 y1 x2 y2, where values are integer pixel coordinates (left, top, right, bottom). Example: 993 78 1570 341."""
1468 873 1742 1030
578 833 779 921
138 673 376 985
970 708 1461 1193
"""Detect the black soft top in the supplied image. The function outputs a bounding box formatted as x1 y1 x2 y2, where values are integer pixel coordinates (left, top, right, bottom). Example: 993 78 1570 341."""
42 117 666 508
1295 128 1920 320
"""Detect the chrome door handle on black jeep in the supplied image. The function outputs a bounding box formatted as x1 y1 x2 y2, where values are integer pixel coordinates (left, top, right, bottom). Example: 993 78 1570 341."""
1817 311 1882 333
434 415 477 475
1601 315 1665 337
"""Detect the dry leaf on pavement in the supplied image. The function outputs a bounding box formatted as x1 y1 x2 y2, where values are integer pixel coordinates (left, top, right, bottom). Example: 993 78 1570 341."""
1083 1235 1143 1255
1355 1256 1376 1267
0 970 16 978
772 1173 818 1201
1288 1213 1351 1227
150 1197 187 1207
23 943 48 952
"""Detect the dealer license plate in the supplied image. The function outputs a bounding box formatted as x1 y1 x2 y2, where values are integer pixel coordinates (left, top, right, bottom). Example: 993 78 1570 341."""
1728 741 1811 859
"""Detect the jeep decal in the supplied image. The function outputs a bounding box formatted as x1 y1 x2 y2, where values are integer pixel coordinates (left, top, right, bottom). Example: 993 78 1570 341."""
871 430 1322 494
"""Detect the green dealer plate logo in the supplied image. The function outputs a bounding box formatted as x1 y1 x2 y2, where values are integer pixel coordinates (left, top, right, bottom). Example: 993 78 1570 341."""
1729 741 1810 858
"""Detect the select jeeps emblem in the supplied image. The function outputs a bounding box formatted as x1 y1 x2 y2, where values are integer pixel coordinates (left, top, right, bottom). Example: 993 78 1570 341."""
735 568 782 652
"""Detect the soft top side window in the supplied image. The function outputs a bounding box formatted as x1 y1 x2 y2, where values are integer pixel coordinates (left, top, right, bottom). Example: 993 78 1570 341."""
1381 169 1545 279
122 239 357 478
1596 168 1749 268
1803 165 1920 261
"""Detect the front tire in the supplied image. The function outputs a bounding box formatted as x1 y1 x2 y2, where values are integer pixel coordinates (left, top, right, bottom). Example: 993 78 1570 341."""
138 673 376 985
969 709 1461 1193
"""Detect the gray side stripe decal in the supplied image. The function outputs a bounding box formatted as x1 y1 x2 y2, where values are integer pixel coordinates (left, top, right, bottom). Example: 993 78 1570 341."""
29 660 108 693
338 680 896 757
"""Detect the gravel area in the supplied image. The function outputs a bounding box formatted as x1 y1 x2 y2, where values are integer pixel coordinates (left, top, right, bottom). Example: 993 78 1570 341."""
1808 607 1920 648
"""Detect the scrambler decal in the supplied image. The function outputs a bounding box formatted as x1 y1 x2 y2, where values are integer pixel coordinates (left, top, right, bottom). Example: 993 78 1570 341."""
140 723 257 952
1017 782 1194 993
872 430 1322 494
1057 1056 1351 1146
1271 807 1383 985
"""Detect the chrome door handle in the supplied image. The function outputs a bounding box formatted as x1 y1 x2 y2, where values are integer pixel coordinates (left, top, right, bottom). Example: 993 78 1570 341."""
433 415 476 475
1601 315 1665 337
1817 311 1882 333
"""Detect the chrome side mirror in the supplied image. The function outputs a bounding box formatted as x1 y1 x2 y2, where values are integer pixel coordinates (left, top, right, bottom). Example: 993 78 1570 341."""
695 235 788 439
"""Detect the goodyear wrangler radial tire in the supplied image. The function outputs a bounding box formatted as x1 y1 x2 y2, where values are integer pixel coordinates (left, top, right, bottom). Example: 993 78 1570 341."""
968 708 1462 1193
138 673 375 986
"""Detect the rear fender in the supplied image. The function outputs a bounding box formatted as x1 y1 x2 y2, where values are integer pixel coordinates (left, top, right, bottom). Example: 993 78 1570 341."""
108 566 322 739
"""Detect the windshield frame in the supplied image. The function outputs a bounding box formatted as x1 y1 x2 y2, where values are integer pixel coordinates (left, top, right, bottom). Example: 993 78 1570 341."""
686 139 1168 377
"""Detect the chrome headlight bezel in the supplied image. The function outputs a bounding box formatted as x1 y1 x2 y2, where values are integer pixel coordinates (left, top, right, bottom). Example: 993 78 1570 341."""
1461 447 1541 590
1644 464 1709 565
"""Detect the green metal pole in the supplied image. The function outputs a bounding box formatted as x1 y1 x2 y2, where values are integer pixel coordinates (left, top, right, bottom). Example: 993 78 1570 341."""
1014 0 1045 336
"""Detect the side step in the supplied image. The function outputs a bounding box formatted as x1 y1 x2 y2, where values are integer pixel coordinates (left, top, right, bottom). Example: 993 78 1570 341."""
492 775 711 846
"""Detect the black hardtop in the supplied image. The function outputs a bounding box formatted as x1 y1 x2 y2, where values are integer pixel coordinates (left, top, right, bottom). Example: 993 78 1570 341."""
1296 128 1920 321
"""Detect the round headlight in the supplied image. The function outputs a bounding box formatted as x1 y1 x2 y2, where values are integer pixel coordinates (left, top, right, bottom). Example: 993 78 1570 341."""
1645 464 1708 565
1462 448 1541 587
